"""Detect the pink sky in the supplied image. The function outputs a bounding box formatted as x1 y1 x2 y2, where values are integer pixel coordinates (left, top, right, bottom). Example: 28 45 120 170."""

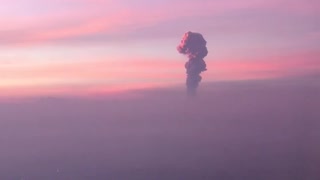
1 0 319 97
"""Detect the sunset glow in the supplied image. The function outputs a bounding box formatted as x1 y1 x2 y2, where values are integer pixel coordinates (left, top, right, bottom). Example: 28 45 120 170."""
1 0 319 97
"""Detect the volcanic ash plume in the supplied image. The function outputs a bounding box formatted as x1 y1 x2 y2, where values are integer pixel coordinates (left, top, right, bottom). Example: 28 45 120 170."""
177 31 208 96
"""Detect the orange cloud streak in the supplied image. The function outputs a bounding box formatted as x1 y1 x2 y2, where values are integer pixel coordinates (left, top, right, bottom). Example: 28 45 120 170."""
1 51 319 97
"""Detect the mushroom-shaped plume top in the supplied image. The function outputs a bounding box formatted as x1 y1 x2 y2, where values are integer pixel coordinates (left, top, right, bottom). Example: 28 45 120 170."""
177 31 208 59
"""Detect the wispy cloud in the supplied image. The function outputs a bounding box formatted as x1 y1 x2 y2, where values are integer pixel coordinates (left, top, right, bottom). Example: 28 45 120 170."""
2 0 319 46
